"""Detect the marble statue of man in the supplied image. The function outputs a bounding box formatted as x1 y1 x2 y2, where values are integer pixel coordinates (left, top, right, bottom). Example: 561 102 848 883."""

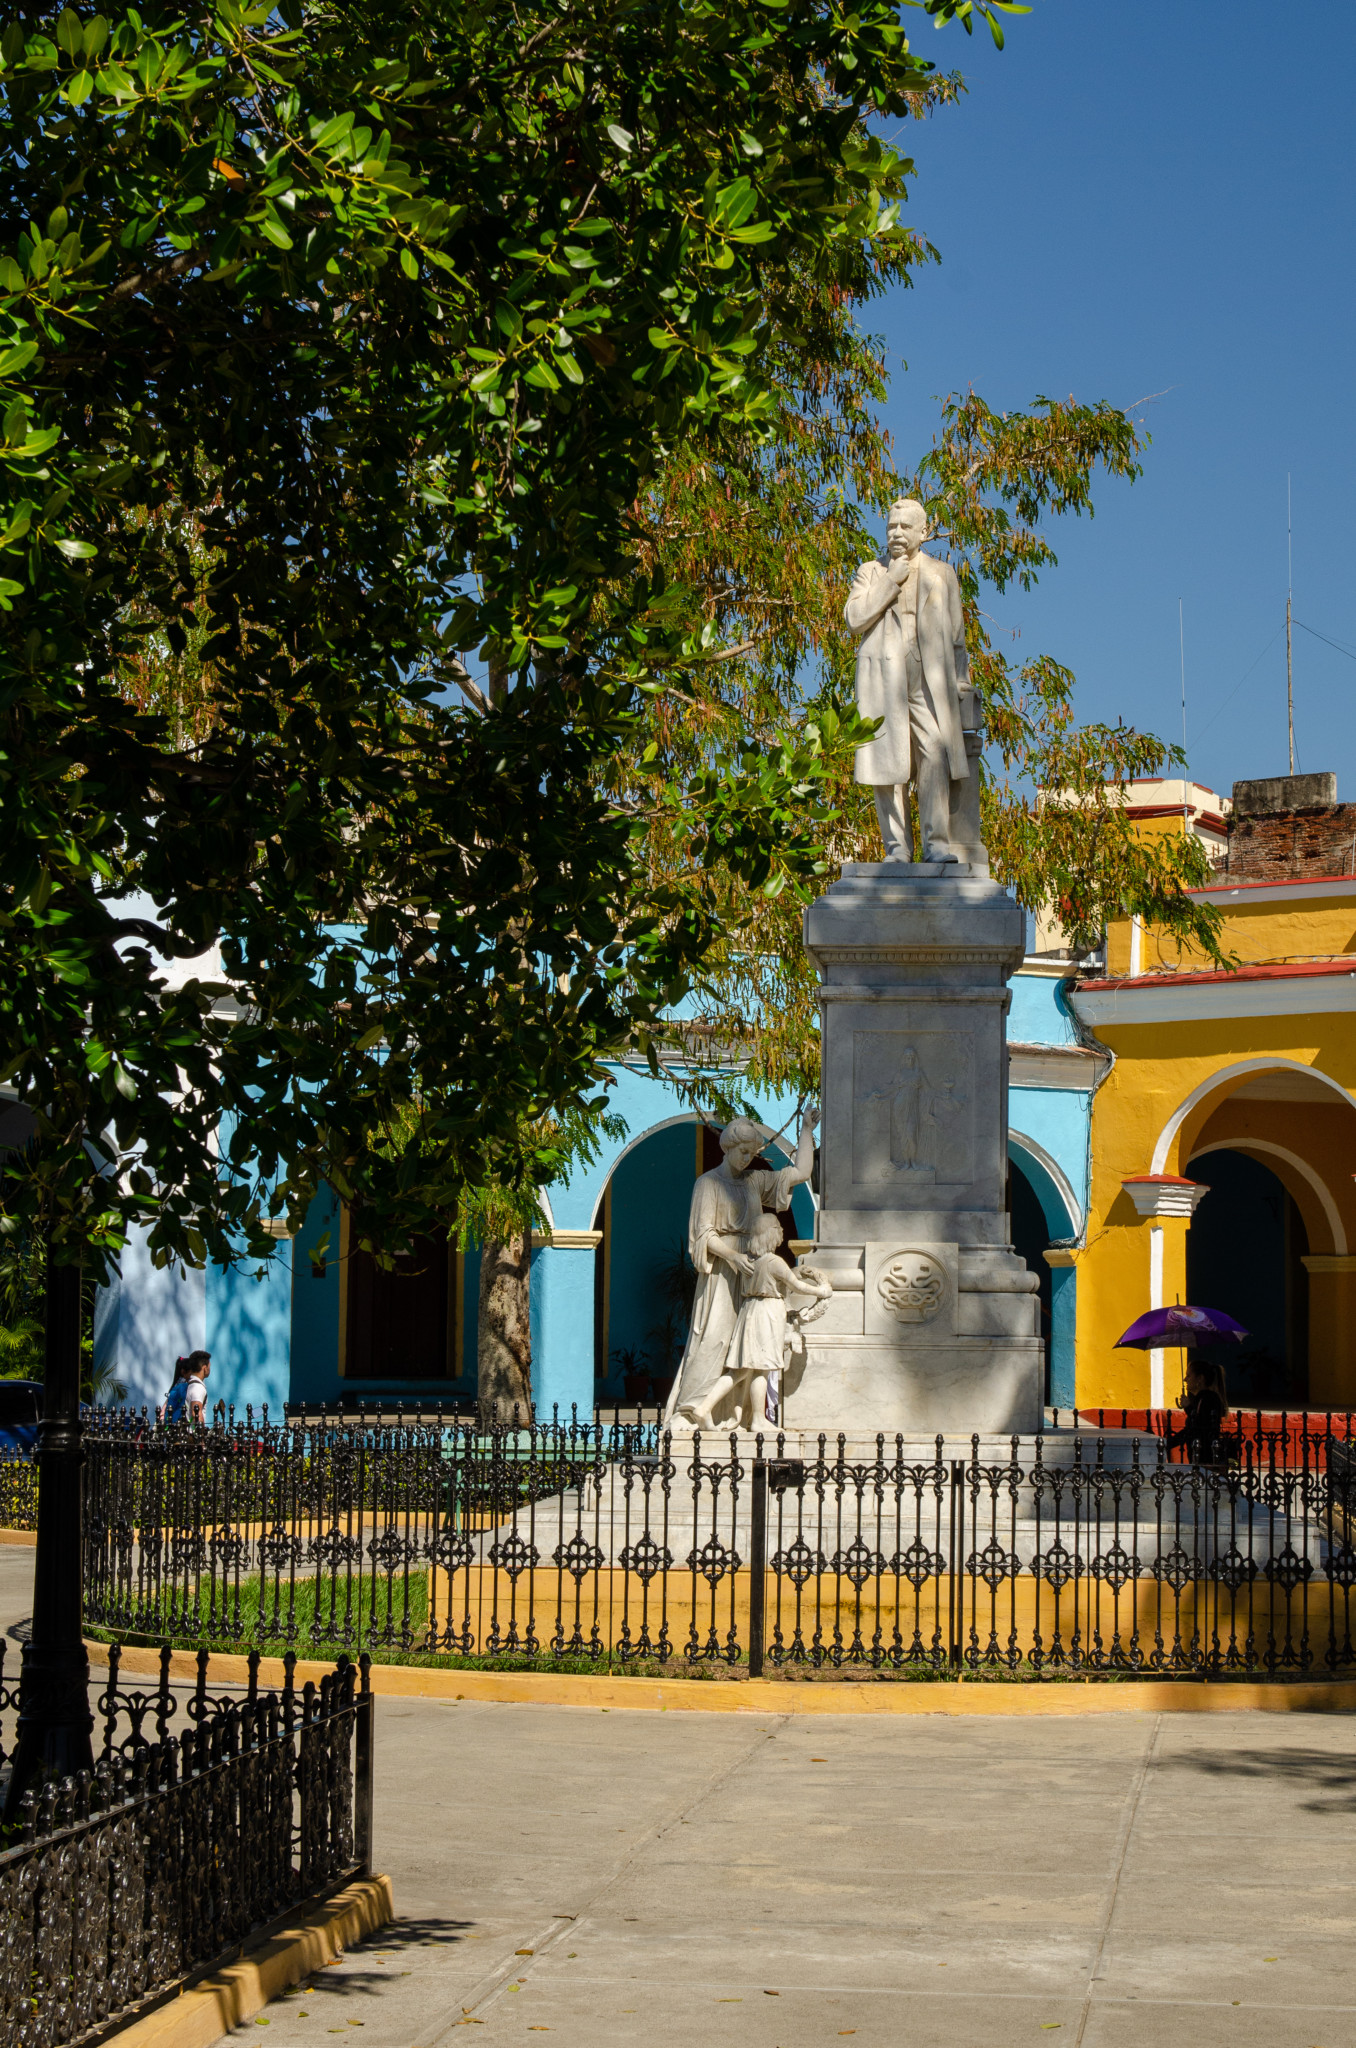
661 1111 817 1431
845 496 971 863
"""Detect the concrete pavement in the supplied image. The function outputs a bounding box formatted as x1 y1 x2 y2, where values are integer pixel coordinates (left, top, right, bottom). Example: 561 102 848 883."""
0 1537 37 1644
3 1547 1353 2045
225 1692 1356 2048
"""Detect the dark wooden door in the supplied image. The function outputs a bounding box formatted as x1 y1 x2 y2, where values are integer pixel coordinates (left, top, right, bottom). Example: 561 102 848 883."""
346 1232 453 1380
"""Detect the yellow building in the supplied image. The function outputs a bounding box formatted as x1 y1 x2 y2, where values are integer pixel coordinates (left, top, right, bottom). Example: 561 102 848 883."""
1066 772 1356 1417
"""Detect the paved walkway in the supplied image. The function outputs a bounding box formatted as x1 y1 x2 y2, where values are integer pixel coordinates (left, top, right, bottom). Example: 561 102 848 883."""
2 1551 1351 2046
0 1539 36 1643
228 1691 1356 2048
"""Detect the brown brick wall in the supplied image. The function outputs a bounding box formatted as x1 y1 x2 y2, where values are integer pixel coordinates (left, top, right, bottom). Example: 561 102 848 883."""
1226 804 1356 881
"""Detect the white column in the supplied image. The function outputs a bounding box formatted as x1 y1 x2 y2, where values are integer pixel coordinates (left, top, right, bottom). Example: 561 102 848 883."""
1148 1224 1164 1409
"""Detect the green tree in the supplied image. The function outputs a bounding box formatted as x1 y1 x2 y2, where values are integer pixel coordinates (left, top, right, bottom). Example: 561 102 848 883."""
0 0 1014 1307
622 366 1227 1107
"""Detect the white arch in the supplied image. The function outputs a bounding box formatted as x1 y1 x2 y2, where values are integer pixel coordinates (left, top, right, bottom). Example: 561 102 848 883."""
1150 1057 1356 1175
587 1113 815 1230
1186 1137 1347 1256
1008 1127 1084 1241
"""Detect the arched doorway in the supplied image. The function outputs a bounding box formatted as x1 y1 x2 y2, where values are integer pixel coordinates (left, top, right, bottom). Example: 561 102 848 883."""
591 1118 816 1408
1185 1148 1309 1409
1150 1058 1356 1409
1008 1159 1054 1400
1007 1134 1082 1409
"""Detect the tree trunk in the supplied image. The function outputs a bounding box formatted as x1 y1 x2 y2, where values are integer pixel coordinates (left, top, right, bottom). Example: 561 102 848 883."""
477 1233 533 1427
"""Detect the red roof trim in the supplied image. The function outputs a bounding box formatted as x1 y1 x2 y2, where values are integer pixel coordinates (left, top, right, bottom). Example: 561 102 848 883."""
1117 802 1227 833
1081 957 1356 993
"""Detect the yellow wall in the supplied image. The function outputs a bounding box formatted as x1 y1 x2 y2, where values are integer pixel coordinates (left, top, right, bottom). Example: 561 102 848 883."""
1106 881 1356 978
1074 1015 1356 1409
1070 808 1356 1411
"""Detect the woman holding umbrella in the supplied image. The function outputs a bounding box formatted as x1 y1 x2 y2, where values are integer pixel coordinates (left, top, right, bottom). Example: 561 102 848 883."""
1115 1304 1247 1463
1168 1358 1230 1464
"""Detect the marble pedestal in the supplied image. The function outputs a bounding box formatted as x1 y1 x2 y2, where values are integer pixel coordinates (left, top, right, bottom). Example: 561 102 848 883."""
794 861 1044 1434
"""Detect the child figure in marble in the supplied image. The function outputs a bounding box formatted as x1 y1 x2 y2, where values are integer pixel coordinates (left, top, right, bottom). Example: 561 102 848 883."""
684 1214 832 1433
662 1110 817 1429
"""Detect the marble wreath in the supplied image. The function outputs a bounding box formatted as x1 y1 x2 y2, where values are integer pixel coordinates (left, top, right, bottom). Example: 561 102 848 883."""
661 1112 827 1433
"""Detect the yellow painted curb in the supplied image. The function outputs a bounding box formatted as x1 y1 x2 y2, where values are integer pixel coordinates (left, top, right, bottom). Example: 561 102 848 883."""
0 1528 36 1547
107 1874 394 2048
85 1639 1356 1717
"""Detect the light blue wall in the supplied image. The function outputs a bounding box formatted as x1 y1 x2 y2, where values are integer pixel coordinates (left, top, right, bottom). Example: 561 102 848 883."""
95 1220 292 1417
207 1249 291 1416
1009 1088 1091 1232
94 1227 206 1413
1008 967 1079 1046
1007 965 1092 1232
99 967 1096 1417
1049 1264 1078 1410
1005 966 1091 1411
288 1185 342 1405
531 1245 593 1421
544 1068 811 1233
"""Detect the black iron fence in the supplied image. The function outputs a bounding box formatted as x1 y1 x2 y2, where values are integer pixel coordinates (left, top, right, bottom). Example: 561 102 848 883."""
80 1410 1356 1680
0 1641 372 2048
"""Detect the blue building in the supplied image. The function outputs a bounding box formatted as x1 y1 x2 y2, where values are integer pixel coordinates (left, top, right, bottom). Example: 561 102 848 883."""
96 961 1099 1417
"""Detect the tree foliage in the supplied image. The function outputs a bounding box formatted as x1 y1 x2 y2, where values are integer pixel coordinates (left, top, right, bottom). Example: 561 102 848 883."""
0 0 991 1277
627 363 1227 1108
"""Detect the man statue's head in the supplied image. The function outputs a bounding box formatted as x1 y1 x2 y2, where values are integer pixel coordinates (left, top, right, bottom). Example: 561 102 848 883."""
885 497 927 563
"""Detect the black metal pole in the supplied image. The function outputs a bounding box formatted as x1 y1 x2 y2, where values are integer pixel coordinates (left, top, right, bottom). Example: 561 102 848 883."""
354 1653 374 1874
4 1240 93 1814
949 1460 965 1670
748 1455 768 1678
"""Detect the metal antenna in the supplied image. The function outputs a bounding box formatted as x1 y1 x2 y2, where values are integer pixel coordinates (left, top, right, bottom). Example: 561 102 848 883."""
1179 597 1187 766
1294 475 1302 778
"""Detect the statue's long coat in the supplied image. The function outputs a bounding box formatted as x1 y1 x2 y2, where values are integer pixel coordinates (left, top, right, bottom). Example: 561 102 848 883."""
845 550 969 787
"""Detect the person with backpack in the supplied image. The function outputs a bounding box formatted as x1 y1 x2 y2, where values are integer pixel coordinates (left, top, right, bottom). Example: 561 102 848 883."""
162 1351 211 1425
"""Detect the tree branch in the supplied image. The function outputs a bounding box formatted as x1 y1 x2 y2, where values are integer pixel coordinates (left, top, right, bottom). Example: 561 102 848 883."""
446 657 491 713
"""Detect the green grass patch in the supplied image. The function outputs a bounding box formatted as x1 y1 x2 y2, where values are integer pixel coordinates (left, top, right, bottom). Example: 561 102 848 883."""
90 1566 433 1658
85 1569 1348 1687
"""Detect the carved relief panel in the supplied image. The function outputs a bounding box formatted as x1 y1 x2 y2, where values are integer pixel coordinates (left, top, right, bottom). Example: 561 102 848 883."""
851 1030 975 1190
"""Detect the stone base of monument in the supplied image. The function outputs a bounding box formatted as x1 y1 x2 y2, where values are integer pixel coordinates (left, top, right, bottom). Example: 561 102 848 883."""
798 859 1048 1439
779 1238 1044 1435
779 1334 1045 1437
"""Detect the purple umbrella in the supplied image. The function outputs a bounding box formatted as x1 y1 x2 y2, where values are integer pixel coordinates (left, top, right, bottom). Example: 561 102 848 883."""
1115 1305 1249 1349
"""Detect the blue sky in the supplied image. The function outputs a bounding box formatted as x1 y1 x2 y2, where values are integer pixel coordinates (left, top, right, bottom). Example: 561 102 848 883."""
872 0 1356 804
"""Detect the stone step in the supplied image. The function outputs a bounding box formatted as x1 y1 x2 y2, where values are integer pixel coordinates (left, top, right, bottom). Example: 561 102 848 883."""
650 1428 1160 1466
474 1483 1329 1571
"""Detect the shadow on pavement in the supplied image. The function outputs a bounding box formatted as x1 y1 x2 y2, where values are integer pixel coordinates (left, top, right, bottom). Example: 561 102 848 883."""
302 1917 475 1996
230 1920 477 2034
1164 1744 1356 1814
